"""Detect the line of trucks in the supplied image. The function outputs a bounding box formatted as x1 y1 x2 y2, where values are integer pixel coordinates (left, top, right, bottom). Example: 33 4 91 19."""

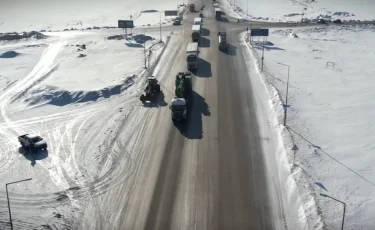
140 2 227 123
171 3 228 122
168 16 202 122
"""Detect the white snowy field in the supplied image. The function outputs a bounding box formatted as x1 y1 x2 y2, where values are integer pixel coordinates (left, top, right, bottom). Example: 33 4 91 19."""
247 25 375 229
0 30 167 106
0 26 172 228
221 0 375 22
0 0 185 33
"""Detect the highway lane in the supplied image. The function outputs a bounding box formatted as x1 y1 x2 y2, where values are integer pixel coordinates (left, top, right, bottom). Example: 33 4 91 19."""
140 2 285 229
80 3 286 229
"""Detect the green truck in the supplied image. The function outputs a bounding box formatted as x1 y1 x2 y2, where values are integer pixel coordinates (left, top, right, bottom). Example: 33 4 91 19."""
170 72 192 122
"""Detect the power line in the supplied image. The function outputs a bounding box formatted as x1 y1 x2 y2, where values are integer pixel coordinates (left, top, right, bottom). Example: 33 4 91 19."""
288 126 375 188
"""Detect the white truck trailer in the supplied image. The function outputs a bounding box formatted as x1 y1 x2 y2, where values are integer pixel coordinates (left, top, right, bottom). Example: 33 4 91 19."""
193 17 203 25
191 24 201 43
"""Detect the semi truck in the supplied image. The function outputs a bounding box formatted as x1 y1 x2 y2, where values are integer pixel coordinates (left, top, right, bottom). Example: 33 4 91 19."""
215 8 222 20
189 3 195 12
218 32 228 51
170 72 192 122
191 24 201 43
186 42 199 71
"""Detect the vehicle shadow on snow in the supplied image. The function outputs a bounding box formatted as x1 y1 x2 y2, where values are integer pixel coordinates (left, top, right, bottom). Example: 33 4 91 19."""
174 91 210 139
252 41 284 51
124 42 144 48
195 58 212 78
142 91 168 108
201 28 210 36
219 17 230 23
19 148 49 167
199 36 210 48
220 43 237 56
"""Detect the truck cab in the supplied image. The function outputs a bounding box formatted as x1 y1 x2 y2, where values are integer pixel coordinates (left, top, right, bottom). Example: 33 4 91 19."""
187 53 198 70
170 98 188 122
215 8 222 20
170 72 192 123
218 32 228 51
186 42 199 71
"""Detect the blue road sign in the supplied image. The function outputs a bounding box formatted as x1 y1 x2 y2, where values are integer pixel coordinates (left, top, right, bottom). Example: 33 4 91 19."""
250 28 269 36
118 20 134 28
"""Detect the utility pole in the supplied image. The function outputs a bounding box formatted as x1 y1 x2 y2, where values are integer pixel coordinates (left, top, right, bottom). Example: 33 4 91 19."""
261 36 265 71
292 144 298 163
277 62 290 126
144 28 147 69
320 194 346 230
159 11 162 42
6 178 33 230
301 8 307 22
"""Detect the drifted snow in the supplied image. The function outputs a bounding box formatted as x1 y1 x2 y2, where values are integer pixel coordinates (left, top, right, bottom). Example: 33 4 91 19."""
247 25 375 229
222 0 375 22
0 0 185 33
0 23 170 230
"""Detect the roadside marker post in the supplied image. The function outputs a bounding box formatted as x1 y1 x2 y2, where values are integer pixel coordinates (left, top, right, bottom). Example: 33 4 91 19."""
292 144 298 163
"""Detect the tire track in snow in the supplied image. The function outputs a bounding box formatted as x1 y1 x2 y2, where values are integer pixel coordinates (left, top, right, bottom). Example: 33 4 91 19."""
0 40 66 179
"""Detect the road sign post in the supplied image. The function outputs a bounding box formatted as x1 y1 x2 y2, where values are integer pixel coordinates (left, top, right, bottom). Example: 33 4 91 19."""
6 178 32 230
320 193 346 230
292 144 298 163
118 20 134 40
250 29 269 71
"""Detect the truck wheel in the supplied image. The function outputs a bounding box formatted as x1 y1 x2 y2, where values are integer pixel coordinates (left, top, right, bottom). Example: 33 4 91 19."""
140 94 145 102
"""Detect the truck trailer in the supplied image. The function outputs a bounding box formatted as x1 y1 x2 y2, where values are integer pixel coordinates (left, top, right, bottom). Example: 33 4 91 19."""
191 24 201 43
189 3 195 12
193 17 203 25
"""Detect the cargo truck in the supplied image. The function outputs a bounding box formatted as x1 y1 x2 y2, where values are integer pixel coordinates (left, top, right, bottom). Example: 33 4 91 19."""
189 3 195 12
194 17 202 25
215 8 222 20
186 42 199 71
218 32 228 51
170 72 192 122
191 24 201 43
